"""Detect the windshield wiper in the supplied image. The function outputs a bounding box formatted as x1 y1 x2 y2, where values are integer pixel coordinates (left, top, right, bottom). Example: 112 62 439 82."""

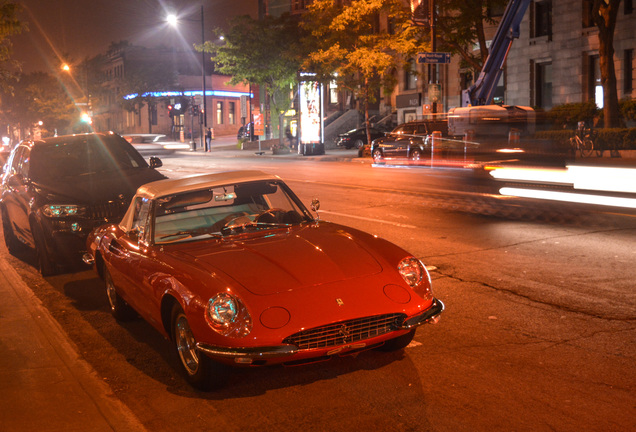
220 221 291 236
160 228 222 241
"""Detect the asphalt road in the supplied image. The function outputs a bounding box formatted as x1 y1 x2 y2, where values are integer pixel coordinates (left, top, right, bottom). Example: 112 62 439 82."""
3 153 635 431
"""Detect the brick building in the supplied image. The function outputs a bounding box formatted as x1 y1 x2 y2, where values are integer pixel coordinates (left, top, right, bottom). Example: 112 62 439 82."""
93 44 253 141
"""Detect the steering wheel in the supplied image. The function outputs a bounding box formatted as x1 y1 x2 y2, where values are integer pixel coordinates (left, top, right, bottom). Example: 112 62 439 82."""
255 208 286 224
211 212 250 232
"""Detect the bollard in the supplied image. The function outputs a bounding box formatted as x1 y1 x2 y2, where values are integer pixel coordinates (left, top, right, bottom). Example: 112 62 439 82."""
464 129 475 161
464 129 475 145
509 128 520 147
432 131 442 166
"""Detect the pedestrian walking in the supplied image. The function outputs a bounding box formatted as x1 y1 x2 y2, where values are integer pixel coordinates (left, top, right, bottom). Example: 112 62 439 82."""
205 128 212 152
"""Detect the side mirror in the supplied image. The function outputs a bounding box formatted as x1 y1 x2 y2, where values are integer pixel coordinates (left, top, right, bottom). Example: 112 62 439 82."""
149 156 162 168
310 198 320 212
310 198 320 222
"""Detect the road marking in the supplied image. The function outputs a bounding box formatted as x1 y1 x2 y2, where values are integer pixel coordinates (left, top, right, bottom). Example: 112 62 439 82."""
319 210 417 229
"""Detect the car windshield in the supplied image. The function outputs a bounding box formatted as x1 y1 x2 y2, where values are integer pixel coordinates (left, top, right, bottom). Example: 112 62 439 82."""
30 135 148 181
153 180 313 244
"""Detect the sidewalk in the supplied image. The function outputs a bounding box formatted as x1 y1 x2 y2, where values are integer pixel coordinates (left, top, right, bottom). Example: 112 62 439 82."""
0 254 146 431
178 135 365 162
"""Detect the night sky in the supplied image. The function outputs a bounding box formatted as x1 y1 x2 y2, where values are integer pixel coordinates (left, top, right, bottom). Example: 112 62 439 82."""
12 0 256 73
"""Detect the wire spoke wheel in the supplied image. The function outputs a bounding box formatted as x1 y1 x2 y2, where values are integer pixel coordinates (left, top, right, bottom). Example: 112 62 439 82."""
104 267 136 320
175 313 200 376
170 304 228 390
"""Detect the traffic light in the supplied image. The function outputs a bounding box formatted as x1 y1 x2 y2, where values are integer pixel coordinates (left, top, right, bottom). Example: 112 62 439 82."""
168 104 174 117
192 105 199 116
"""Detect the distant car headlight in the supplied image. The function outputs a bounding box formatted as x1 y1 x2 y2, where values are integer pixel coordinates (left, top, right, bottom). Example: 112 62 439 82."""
205 292 252 338
398 257 433 300
41 204 86 218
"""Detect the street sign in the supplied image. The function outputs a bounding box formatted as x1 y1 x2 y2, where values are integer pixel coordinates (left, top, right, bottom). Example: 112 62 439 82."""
429 83 441 103
240 95 248 118
417 52 451 64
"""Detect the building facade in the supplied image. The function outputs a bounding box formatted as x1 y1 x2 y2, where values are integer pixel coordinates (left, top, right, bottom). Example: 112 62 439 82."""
94 45 253 141
506 0 635 110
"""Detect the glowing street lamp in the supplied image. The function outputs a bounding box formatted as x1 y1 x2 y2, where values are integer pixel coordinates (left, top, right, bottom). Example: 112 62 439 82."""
167 6 209 150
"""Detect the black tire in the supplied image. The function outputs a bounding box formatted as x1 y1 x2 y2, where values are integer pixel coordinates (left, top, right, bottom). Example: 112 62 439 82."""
104 267 136 321
372 148 383 164
354 139 364 149
1 207 26 255
31 222 57 276
375 329 416 352
171 304 228 391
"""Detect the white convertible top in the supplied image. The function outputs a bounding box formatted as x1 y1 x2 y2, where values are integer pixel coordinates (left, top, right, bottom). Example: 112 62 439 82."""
137 170 279 199
119 170 280 232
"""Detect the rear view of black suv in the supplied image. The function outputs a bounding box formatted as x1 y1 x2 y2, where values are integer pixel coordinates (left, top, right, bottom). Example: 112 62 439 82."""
1 132 166 275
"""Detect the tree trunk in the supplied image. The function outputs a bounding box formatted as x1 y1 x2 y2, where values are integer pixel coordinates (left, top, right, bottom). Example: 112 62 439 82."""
147 102 153 134
593 0 621 128
364 78 371 147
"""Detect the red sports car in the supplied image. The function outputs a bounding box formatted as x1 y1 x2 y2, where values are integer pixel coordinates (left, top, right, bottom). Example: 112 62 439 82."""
84 170 444 390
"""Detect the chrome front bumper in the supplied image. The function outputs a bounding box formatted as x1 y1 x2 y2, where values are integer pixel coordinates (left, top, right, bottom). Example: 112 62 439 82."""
197 297 444 364
196 343 298 361
401 298 445 329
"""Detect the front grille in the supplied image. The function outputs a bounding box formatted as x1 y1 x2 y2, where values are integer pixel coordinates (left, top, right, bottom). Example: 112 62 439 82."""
87 200 129 221
283 313 405 350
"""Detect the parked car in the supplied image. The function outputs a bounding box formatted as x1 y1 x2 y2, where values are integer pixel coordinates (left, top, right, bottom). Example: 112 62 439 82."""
122 134 190 155
335 127 386 149
237 123 254 141
83 170 444 390
1 132 166 275
371 120 448 163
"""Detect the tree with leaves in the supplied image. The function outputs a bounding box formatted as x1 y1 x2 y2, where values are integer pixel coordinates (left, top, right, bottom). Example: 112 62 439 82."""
301 0 428 145
1 72 76 137
0 1 26 94
591 0 621 128
200 14 304 142
435 0 508 74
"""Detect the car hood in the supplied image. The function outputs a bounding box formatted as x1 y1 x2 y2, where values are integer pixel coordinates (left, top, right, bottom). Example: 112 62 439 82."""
171 224 384 295
33 168 166 205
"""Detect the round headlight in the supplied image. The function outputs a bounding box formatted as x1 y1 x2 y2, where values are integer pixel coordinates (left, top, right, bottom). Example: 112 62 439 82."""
398 257 424 287
398 257 433 300
205 292 252 338
208 293 238 325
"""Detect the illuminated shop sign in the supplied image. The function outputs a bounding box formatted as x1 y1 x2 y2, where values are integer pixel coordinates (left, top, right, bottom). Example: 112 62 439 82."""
123 90 252 100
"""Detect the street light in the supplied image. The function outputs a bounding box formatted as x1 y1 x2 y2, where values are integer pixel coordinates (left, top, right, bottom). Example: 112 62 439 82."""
62 62 92 132
167 6 209 151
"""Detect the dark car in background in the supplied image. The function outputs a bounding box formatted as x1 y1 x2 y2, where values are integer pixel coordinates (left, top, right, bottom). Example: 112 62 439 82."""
371 120 448 163
335 127 386 149
123 133 189 155
1 132 166 275
237 122 255 141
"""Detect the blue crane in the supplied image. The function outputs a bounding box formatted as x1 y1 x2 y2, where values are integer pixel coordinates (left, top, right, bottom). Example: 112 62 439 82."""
461 0 531 107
